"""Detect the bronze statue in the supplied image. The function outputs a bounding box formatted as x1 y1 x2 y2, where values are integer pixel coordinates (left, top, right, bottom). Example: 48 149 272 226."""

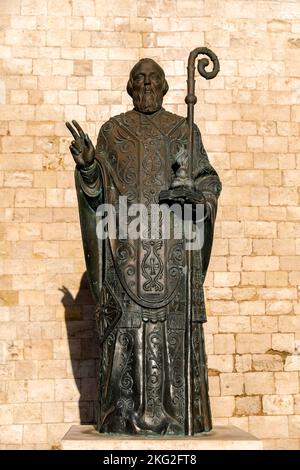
66 49 221 436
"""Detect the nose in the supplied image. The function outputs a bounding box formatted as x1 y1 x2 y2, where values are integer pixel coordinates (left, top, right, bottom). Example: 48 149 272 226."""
144 74 151 86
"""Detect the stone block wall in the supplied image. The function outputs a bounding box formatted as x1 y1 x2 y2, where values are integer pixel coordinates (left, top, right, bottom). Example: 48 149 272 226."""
0 0 299 449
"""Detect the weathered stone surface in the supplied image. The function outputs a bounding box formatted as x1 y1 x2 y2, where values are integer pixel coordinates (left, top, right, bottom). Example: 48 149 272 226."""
235 396 262 417
61 425 263 450
0 0 299 450
263 395 294 416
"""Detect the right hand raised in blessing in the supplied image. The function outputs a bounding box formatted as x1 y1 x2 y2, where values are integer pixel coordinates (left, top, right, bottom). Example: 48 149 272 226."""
66 120 95 168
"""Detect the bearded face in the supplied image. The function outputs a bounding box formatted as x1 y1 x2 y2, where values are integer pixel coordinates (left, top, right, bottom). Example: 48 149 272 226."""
131 61 164 114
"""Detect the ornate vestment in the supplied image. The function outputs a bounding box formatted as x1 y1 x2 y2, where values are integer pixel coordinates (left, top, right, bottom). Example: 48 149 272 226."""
75 108 221 435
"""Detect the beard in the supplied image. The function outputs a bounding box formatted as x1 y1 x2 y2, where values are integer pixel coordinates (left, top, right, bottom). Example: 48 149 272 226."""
132 88 163 114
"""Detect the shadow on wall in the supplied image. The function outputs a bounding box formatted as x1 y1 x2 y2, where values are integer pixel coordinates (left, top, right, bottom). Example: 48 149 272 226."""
60 272 99 424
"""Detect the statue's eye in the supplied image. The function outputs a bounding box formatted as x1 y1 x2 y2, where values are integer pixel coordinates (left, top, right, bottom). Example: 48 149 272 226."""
150 73 161 82
134 74 144 81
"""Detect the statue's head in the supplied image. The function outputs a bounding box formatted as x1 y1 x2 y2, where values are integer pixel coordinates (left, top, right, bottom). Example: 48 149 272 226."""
127 58 169 114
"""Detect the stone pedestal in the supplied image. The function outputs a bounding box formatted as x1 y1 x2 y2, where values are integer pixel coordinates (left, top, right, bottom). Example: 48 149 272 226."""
61 425 263 450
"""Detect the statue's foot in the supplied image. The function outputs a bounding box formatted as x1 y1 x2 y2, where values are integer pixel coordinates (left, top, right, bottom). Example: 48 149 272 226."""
164 420 183 435
131 410 183 436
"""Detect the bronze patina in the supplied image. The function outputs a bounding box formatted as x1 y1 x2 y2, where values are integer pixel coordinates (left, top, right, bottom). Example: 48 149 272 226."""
66 49 221 436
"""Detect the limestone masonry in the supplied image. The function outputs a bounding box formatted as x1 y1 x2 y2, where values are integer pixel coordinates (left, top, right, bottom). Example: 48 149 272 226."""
0 0 300 449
